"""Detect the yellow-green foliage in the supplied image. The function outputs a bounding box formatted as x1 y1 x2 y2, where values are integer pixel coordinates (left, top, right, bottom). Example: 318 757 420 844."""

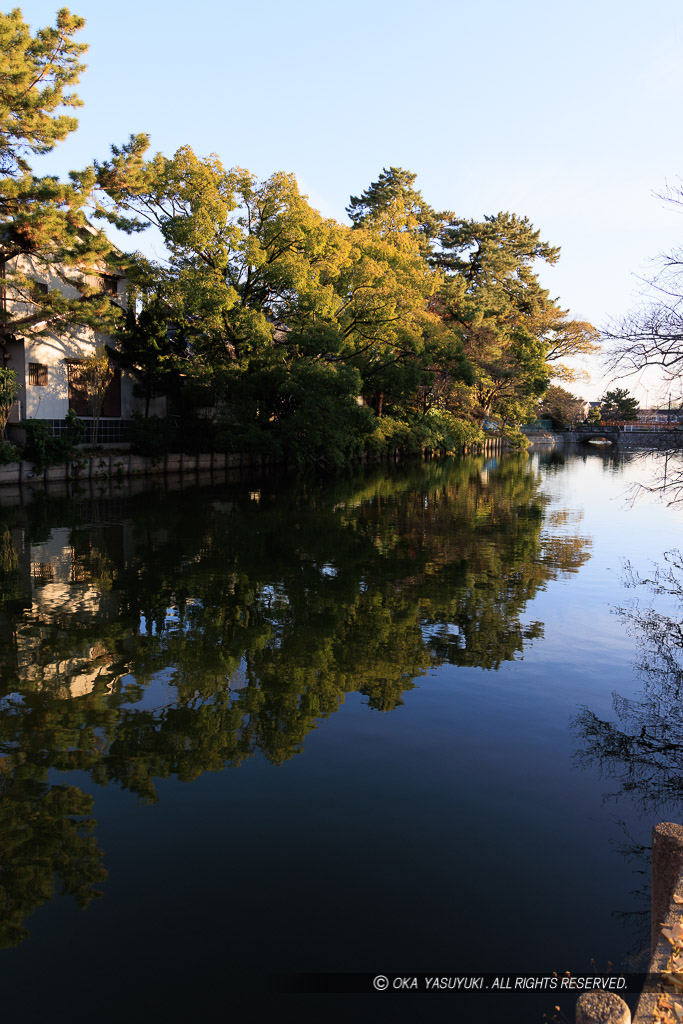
0 8 87 175
0 12 598 463
368 411 484 456
500 425 530 450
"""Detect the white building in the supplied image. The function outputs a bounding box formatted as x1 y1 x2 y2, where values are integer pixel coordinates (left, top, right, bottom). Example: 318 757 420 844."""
4 253 166 441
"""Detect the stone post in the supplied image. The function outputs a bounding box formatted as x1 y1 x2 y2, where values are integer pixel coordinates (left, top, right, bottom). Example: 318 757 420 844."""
576 992 631 1024
651 822 683 953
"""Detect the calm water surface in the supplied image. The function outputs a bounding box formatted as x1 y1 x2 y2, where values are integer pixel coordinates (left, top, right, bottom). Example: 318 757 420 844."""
1 450 682 1022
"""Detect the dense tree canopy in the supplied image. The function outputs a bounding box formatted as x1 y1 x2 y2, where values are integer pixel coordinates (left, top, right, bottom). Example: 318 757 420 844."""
434 213 555 422
0 8 599 460
539 384 586 427
88 150 597 456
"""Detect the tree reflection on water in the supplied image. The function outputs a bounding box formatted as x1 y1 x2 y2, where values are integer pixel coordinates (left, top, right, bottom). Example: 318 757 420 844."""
575 550 683 814
572 549 683 964
0 457 591 946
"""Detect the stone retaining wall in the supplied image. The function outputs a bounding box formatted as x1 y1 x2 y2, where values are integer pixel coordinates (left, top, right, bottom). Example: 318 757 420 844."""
0 451 261 489
0 438 508 490
576 822 683 1024
524 431 561 448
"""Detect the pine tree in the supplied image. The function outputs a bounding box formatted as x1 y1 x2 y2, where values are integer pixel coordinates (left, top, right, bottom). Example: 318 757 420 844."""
436 212 596 420
600 387 639 421
346 166 445 253
0 8 121 357
0 8 87 177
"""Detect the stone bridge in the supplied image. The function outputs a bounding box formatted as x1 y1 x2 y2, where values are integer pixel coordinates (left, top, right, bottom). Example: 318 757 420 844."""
571 426 621 445
526 427 683 450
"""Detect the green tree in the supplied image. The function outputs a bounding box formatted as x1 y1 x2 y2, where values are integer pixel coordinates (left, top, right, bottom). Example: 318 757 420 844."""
344 168 475 421
347 166 446 253
113 298 175 418
0 366 18 435
600 386 639 421
0 7 87 176
79 346 113 442
435 212 595 424
539 385 586 427
328 221 439 415
94 142 448 444
0 8 122 358
218 360 374 466
434 213 549 422
94 139 334 368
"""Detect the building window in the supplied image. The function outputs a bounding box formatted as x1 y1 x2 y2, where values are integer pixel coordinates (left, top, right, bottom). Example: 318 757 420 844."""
100 275 119 297
28 363 48 387
67 361 121 417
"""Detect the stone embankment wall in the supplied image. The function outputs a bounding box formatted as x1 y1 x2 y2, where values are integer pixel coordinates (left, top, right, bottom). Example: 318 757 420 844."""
524 431 561 448
0 437 508 491
0 452 255 490
575 822 683 1024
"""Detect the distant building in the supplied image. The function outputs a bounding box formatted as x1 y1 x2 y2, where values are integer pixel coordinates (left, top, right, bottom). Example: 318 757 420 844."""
637 408 680 424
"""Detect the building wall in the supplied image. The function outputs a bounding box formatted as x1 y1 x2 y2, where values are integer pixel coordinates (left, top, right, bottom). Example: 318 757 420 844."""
7 255 166 421
22 331 167 420
24 327 96 419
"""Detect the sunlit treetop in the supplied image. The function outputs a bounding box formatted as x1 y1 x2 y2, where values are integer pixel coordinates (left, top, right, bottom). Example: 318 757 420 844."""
0 7 87 176
0 9 124 354
346 166 446 251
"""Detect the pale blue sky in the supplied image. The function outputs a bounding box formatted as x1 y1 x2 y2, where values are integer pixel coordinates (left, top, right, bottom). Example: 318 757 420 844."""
14 0 683 400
